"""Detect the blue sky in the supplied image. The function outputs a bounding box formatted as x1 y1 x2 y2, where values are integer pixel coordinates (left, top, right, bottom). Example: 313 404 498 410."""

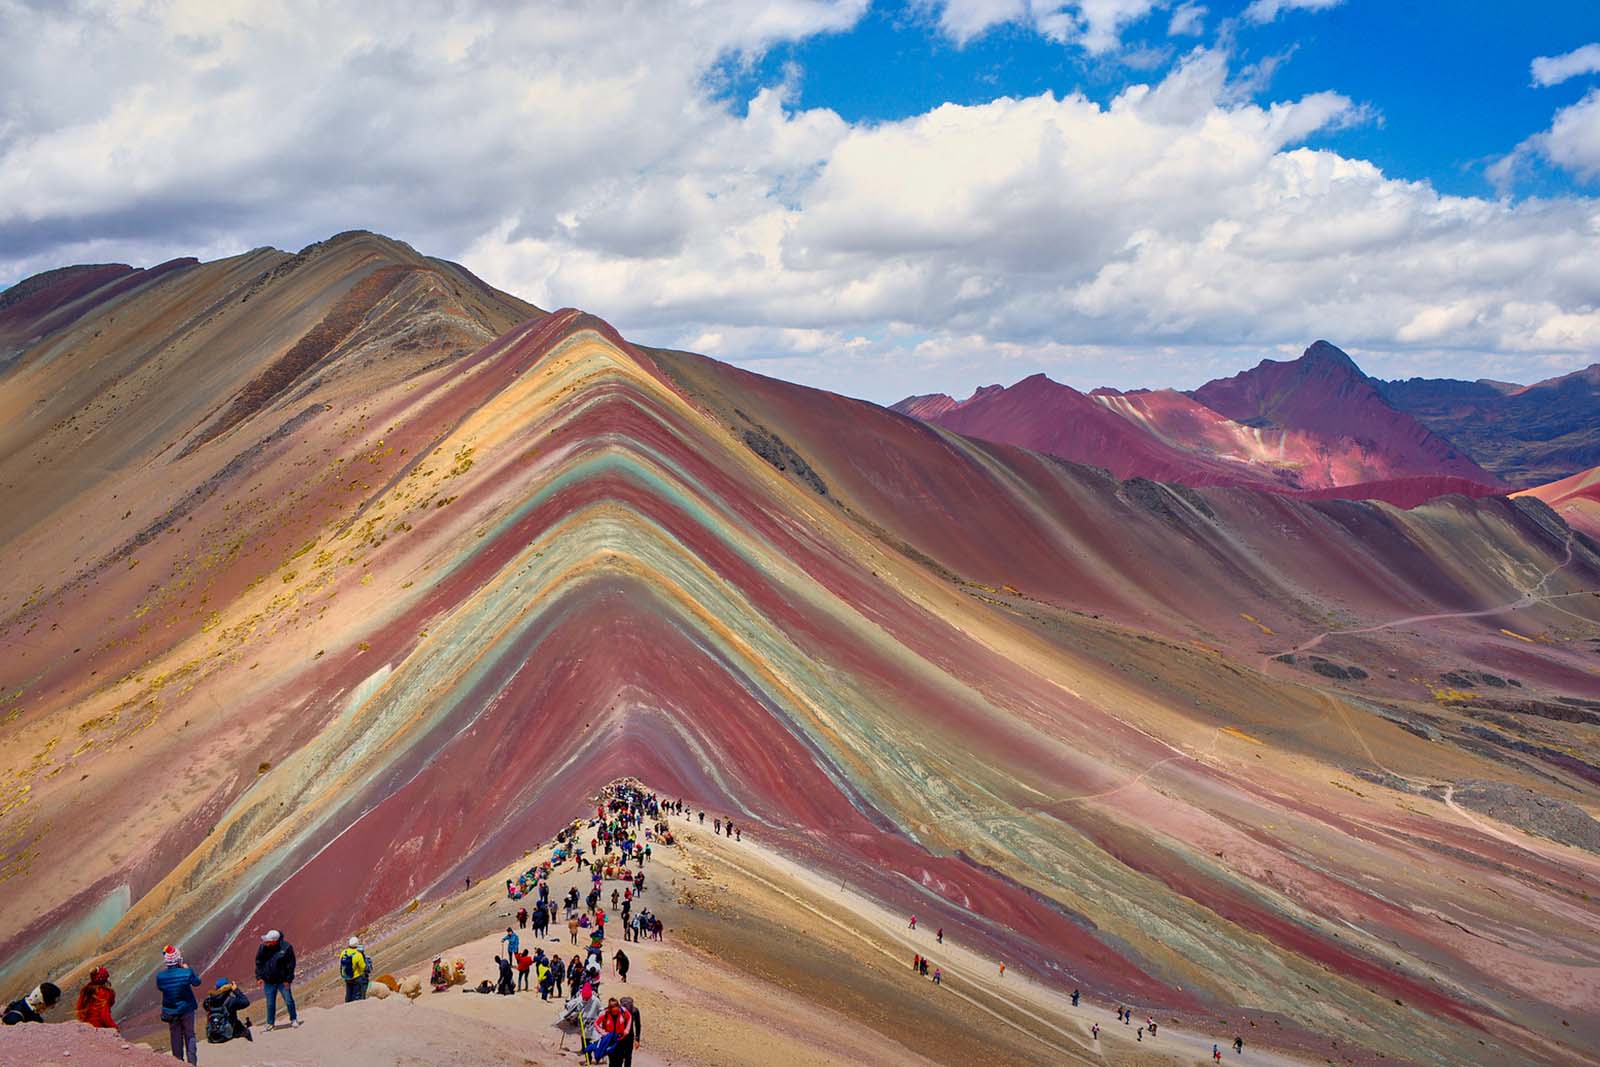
3 0 1600 401
721 1 1600 199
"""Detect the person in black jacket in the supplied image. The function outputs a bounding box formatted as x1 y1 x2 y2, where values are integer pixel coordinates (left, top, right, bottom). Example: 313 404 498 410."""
618 995 642 1067
494 955 515 995
253 930 299 1029
2 982 60 1025
202 979 252 1043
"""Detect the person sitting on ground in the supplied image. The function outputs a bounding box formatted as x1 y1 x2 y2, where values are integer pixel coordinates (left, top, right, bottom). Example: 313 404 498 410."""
3 981 60 1025
202 979 252 1044
75 967 117 1029
431 958 451 992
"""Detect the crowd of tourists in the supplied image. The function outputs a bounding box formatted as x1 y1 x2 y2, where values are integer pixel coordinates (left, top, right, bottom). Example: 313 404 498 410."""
2 778 1260 1064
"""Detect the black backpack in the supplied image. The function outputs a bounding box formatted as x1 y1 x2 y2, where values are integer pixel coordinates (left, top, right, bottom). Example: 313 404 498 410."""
204 1002 234 1043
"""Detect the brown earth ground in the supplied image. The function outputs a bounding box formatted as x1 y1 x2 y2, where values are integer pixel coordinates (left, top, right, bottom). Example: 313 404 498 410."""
8 804 1344 1067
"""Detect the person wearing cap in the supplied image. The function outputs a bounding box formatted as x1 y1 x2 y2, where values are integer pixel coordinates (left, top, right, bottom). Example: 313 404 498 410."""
339 937 371 1002
253 930 299 1029
155 945 202 1063
2 981 61 1024
75 967 117 1029
202 978 252 1044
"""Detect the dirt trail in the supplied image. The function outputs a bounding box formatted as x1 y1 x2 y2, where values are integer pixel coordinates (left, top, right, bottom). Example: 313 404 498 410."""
686 817 1318 1067
1267 532 1594 663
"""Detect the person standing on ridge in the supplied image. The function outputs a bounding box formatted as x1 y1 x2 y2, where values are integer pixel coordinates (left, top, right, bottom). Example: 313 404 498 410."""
339 938 370 1002
1070 988 1079 1007
1234 1036 1244 1054
155 945 202 1064
502 927 520 958
908 915 917 930
254 930 299 1030
614 948 630 984
517 905 528 930
515 949 533 991
76 967 116 1029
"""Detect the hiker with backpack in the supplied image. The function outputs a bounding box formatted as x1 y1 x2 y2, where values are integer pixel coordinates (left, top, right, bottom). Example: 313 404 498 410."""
75 967 116 1029
339 938 370 1002
254 930 299 1030
202 979 252 1044
156 945 202 1063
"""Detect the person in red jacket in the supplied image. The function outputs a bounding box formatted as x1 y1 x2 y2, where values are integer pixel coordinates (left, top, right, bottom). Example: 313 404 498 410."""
594 997 635 1066
75 968 116 1029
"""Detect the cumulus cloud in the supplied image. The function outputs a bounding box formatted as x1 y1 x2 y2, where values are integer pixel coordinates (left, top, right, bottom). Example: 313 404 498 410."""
1242 0 1343 24
1532 42 1600 87
2 2 1598 401
1492 88 1600 188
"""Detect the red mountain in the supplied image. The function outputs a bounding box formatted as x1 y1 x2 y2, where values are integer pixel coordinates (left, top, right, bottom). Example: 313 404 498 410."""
1188 340 1499 486
893 342 1503 506
1515 463 1600 539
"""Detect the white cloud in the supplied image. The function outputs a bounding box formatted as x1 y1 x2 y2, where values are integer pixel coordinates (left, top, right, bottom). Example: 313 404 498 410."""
1242 0 1343 24
1531 42 1600 87
3 4 1599 402
1492 88 1600 187
931 0 1165 54
1167 2 1206 36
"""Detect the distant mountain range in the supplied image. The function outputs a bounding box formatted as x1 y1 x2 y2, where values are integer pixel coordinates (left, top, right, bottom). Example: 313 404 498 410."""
894 340 1600 505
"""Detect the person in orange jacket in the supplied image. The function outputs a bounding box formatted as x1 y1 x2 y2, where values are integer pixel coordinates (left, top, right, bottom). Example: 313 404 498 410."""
75 967 116 1029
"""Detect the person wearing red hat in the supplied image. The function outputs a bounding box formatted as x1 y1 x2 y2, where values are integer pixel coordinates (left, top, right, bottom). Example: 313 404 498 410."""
75 966 116 1029
155 945 201 1063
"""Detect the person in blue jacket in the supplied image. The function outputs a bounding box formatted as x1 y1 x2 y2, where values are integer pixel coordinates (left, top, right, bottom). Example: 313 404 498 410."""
155 945 202 1064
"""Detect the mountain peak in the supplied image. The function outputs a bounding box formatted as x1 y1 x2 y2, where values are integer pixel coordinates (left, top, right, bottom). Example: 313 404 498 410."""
1302 339 1362 375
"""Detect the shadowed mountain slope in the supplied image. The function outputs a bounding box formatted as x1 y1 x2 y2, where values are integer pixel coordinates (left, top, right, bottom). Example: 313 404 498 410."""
1 239 1598 1067
1382 364 1600 486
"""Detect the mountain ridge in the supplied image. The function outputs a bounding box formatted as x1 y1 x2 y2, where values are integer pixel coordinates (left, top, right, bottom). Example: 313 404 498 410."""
2 236 1599 1066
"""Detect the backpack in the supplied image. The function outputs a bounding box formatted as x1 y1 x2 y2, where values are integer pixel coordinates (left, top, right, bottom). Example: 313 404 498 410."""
341 948 366 981
204 1002 234 1043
